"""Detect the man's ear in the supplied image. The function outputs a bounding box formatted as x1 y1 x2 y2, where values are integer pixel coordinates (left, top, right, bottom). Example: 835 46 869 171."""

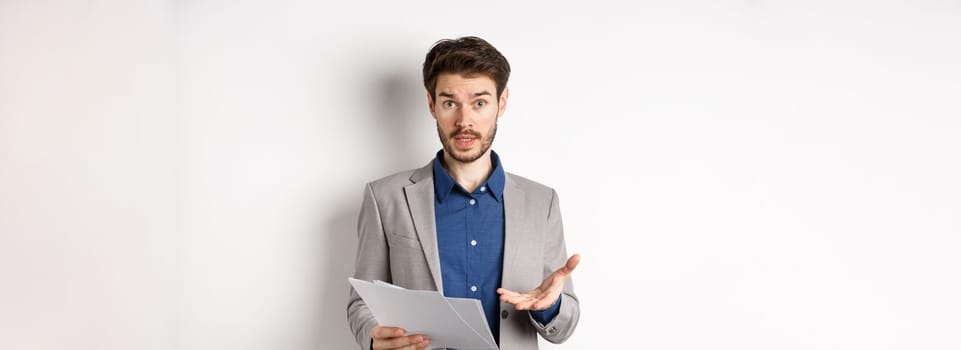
497 87 509 118
427 91 437 119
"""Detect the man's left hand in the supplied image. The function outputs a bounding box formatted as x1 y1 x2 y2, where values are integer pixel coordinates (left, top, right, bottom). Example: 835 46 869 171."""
497 254 580 311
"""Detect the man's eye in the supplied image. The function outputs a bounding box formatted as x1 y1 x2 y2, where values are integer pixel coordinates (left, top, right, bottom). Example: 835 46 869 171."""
444 101 456 108
475 100 486 108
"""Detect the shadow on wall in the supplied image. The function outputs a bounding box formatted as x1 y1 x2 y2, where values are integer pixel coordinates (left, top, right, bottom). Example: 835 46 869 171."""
373 70 430 171
314 209 360 350
314 67 425 349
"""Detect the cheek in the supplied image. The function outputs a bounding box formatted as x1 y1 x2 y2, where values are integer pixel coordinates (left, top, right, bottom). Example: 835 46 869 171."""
435 113 454 124
435 117 457 132
481 109 499 122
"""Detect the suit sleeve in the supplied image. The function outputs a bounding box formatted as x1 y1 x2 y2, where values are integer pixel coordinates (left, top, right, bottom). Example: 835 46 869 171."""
347 183 390 349
527 189 580 343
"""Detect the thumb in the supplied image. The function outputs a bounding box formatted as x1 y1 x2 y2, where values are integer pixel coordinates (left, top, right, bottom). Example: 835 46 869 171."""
556 254 581 277
566 254 581 271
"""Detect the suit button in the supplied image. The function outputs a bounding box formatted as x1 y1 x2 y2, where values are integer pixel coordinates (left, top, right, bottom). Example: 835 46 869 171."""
501 310 508 319
547 326 557 335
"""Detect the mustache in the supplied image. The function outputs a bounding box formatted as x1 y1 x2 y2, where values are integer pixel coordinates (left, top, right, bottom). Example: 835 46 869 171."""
449 129 482 139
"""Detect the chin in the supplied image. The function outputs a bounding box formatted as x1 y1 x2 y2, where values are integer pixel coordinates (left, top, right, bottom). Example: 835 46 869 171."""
449 149 484 163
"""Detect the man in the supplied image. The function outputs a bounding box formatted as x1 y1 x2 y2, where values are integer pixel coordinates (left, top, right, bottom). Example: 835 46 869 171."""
347 36 580 350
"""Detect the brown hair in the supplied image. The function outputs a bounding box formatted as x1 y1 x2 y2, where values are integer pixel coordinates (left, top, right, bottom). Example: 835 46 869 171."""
422 36 511 100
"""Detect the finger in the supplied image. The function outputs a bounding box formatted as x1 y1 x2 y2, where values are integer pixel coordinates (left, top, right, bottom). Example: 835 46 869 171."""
405 335 429 350
500 291 537 305
393 342 427 350
566 253 581 271
398 341 428 350
500 287 546 298
415 338 431 350
532 293 561 310
371 325 405 339
375 334 424 350
395 343 418 350
497 288 527 303
555 254 581 277
515 298 539 310
500 293 527 305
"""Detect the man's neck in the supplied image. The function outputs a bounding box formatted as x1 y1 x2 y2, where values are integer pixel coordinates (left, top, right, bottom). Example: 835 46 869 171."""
442 150 493 193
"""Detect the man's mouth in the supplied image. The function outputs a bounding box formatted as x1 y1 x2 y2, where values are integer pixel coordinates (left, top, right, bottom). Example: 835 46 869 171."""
453 133 478 148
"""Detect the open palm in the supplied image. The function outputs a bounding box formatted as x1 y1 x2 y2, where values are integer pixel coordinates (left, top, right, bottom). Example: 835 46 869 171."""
497 254 580 311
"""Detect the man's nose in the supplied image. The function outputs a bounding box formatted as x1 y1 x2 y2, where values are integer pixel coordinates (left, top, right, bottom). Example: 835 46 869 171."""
454 107 474 129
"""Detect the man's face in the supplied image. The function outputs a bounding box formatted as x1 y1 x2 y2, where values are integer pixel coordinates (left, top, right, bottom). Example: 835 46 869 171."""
428 73 508 164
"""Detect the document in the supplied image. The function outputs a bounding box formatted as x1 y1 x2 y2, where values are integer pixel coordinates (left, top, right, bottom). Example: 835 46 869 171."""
349 278 498 349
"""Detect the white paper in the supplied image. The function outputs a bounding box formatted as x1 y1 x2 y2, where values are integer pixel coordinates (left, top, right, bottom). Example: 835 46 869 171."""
446 297 496 347
349 278 498 349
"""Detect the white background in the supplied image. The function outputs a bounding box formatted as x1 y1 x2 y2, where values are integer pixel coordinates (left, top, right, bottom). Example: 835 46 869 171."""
1 1 959 349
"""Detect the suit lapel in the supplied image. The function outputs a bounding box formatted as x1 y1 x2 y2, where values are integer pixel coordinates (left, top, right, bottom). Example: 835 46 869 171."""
404 164 444 291
502 174 526 284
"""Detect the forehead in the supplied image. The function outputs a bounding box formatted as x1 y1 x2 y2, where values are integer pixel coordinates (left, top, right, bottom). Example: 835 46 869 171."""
435 73 496 97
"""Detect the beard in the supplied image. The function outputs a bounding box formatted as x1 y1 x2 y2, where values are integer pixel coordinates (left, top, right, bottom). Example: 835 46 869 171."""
436 120 498 164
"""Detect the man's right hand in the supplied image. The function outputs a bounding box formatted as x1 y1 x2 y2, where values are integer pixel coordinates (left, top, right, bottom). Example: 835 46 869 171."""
370 325 431 350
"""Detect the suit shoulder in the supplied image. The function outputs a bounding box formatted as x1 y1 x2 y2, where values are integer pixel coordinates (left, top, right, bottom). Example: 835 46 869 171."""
505 172 557 197
365 168 417 194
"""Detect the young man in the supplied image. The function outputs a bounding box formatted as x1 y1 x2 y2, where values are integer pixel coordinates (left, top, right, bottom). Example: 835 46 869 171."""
347 36 580 350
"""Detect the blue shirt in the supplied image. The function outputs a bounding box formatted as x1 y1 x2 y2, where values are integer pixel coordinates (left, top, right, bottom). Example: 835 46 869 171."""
432 150 560 344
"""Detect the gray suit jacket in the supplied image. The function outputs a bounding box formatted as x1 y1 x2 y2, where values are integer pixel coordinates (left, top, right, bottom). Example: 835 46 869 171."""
347 161 580 349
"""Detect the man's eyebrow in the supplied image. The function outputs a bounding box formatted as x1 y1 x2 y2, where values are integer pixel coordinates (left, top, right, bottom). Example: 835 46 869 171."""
438 91 492 99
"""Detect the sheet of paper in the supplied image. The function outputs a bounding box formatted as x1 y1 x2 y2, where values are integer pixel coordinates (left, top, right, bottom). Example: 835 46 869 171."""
372 280 495 348
446 297 496 347
349 278 497 349
374 280 404 289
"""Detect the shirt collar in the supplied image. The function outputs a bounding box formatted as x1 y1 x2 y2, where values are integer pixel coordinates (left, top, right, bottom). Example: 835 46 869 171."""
432 149 506 203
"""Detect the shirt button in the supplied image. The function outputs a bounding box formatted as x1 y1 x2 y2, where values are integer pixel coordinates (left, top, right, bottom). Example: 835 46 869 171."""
470 285 477 292
470 240 477 246
501 310 509 319
480 186 487 192
469 199 476 205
